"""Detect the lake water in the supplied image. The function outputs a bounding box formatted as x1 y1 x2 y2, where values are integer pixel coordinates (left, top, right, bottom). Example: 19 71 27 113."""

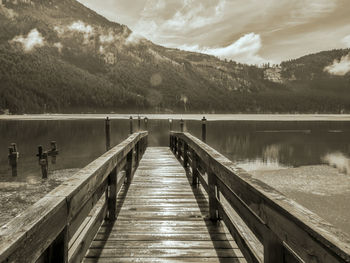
1 118 350 180
1 116 350 234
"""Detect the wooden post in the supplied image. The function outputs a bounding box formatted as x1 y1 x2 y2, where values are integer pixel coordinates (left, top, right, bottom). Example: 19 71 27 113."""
129 116 133 134
49 141 58 164
183 143 189 168
126 149 133 183
138 116 141 131
105 117 111 151
191 150 199 187
180 119 184 132
8 143 19 177
264 232 284 263
208 171 218 221
201 116 207 143
169 119 173 131
107 167 117 220
46 227 68 263
144 117 148 130
37 146 48 179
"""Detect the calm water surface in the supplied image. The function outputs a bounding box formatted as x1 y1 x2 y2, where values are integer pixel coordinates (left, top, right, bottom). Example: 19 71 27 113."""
1 119 350 180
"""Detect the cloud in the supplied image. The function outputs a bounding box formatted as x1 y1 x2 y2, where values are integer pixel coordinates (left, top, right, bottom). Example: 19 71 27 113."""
343 35 350 48
68 20 94 34
125 31 146 44
11 29 45 52
53 42 63 52
99 31 115 43
324 53 350 76
163 0 226 31
179 33 266 65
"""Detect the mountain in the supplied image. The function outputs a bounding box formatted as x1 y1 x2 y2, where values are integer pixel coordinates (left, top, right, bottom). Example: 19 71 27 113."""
0 0 349 114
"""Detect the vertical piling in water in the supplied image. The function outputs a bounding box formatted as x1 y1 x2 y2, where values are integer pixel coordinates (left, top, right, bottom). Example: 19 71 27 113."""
202 116 207 143
129 116 133 134
37 146 48 179
180 119 184 132
144 117 148 131
105 117 111 151
48 141 59 164
169 119 173 131
8 143 19 177
138 116 141 131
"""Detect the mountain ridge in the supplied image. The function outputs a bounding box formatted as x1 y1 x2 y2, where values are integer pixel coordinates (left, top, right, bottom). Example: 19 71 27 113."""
0 0 349 114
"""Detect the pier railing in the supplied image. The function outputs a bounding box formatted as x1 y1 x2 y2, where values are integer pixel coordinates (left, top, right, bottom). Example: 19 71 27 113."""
170 131 350 263
0 131 148 263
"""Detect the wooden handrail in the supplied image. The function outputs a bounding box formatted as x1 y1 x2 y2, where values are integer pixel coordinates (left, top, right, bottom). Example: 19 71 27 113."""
170 131 350 263
0 131 148 263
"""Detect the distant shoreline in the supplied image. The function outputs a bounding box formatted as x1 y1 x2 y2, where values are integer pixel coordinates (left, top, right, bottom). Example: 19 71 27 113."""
1 114 350 121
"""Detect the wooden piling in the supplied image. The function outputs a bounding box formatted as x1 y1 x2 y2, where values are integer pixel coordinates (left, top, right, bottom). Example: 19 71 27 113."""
169 119 173 131
137 116 141 131
105 117 111 151
129 116 133 134
180 119 184 132
144 117 148 130
49 141 58 164
201 116 207 143
37 146 48 179
8 143 18 177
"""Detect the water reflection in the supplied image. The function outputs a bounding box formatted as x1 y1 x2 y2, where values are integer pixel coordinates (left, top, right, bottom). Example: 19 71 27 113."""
1 119 350 180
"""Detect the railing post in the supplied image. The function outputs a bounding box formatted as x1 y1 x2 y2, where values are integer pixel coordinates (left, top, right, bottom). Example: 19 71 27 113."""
46 227 68 263
208 171 218 221
107 167 117 220
129 116 133 134
138 116 141 131
183 143 189 168
126 149 133 183
105 117 111 151
191 150 199 187
201 116 206 143
264 232 284 263
176 139 181 159
180 119 184 132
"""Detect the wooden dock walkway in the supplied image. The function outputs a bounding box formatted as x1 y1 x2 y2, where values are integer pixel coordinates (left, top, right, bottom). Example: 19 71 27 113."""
84 147 245 263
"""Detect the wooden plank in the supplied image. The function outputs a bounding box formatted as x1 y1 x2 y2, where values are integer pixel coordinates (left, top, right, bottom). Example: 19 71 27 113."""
83 258 245 263
86 248 243 258
90 240 237 249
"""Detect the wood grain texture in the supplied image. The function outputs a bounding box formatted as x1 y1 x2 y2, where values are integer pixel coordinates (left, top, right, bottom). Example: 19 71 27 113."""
83 147 245 263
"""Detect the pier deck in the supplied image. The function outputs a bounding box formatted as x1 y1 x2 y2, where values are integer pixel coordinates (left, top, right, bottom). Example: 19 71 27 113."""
83 147 245 263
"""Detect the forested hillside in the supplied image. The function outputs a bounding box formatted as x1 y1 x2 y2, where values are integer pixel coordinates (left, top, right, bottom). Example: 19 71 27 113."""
0 0 349 114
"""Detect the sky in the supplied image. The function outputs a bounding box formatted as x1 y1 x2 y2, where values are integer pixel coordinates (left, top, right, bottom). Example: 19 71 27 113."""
77 0 350 65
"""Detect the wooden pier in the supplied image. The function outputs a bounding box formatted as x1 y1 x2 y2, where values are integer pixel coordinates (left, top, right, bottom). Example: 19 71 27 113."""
0 131 350 263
